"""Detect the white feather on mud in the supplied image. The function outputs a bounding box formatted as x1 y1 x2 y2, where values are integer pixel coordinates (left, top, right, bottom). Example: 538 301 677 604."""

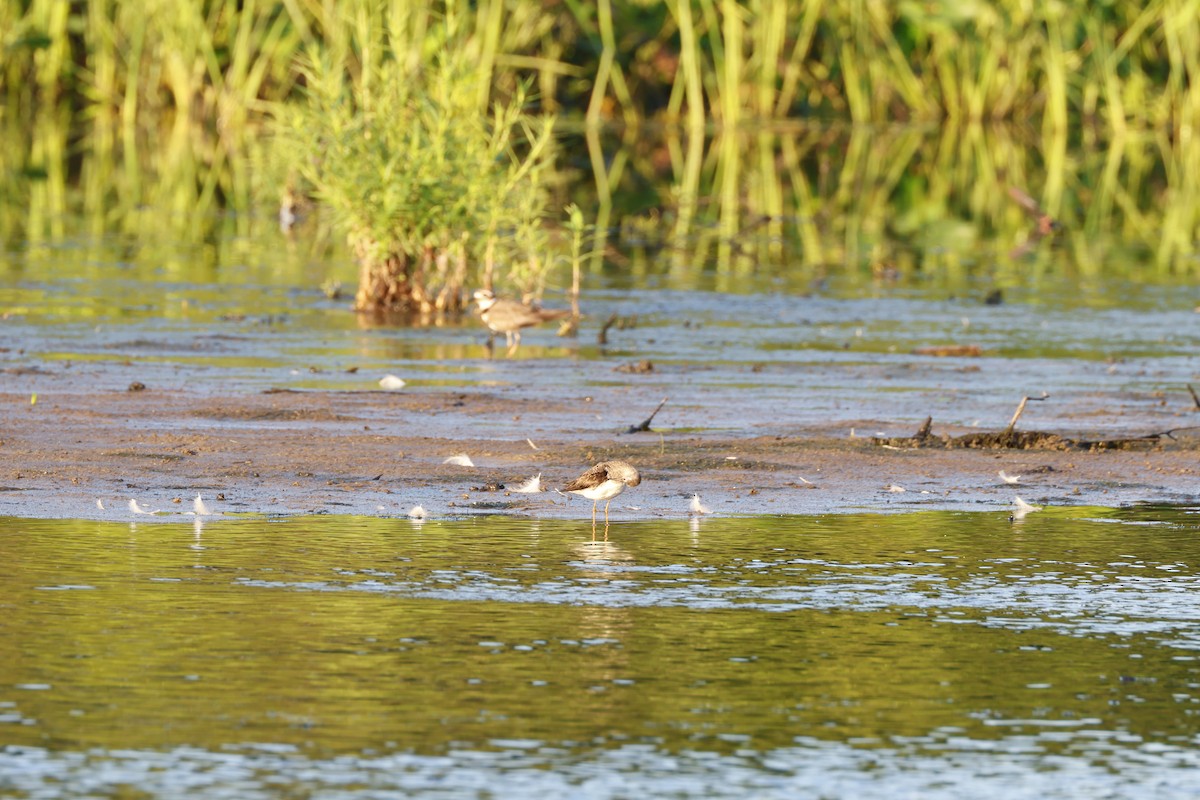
511 474 547 493
129 499 160 515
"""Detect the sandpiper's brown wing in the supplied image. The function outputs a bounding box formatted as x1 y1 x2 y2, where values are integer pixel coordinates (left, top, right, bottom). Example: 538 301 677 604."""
485 298 564 332
564 462 612 492
533 307 571 322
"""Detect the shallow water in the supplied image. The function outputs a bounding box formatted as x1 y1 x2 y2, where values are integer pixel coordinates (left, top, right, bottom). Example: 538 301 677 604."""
5 205 1200 797
4 507 1200 797
6 281 1200 442
6 217 1200 443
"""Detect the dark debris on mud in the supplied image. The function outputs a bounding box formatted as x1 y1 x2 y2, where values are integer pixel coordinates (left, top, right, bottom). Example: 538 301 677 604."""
873 415 1170 452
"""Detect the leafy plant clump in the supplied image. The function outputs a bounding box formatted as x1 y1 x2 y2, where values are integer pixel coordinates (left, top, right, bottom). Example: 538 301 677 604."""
275 41 556 314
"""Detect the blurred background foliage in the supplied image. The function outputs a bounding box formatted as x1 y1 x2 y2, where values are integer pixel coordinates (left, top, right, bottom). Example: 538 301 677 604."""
1 0 1198 295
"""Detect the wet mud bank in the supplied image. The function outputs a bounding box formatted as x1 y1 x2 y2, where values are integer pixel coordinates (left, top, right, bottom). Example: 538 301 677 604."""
3 373 1198 521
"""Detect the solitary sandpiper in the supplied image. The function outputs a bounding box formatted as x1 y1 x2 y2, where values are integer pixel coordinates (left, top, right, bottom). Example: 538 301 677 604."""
472 289 570 356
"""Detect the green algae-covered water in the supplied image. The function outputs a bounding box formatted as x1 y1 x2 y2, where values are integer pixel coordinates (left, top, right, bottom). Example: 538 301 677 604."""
4 508 1200 798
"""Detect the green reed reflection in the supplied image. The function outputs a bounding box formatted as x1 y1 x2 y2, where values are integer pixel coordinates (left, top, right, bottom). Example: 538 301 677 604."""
593 122 1200 288
4 1 1199 316
7 116 1197 315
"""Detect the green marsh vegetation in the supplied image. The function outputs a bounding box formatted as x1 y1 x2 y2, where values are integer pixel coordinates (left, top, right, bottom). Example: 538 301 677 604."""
3 0 1199 314
273 21 557 314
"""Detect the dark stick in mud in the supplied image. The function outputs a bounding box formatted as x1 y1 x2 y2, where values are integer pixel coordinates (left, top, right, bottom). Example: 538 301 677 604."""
598 312 618 345
1004 393 1049 436
626 397 668 434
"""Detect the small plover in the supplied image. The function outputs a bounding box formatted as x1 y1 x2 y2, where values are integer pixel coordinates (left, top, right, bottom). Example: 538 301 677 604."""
563 460 641 525
472 289 570 356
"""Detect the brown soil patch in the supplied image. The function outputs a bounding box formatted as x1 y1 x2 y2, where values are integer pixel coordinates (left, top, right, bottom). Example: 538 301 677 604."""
3 382 1199 521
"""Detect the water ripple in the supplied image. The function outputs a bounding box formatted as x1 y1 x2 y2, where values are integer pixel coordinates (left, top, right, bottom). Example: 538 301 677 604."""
4 738 1200 800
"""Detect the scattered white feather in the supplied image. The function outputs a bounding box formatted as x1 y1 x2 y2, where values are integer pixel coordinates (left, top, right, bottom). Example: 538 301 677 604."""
407 505 427 519
96 499 105 510
1012 496 1043 520
526 438 539 450
998 470 1021 485
193 495 213 515
511 474 547 493
796 476 813 485
379 374 406 390
443 454 475 467
885 484 907 493
689 495 711 515
129 499 159 515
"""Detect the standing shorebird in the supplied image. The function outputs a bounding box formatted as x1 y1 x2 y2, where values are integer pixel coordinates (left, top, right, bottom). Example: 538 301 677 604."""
472 289 570 356
564 460 641 529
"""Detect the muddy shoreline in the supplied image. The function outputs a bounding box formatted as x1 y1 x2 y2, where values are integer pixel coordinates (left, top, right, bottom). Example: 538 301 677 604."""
3 375 1197 521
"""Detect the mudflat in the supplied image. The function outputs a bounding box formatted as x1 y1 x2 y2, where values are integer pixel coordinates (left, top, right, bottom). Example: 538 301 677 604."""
3 374 1197 521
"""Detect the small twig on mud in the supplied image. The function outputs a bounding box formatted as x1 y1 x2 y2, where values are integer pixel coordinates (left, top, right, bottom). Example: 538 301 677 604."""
1188 384 1200 411
1004 393 1049 435
1151 425 1200 441
598 312 618 345
626 397 668 434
